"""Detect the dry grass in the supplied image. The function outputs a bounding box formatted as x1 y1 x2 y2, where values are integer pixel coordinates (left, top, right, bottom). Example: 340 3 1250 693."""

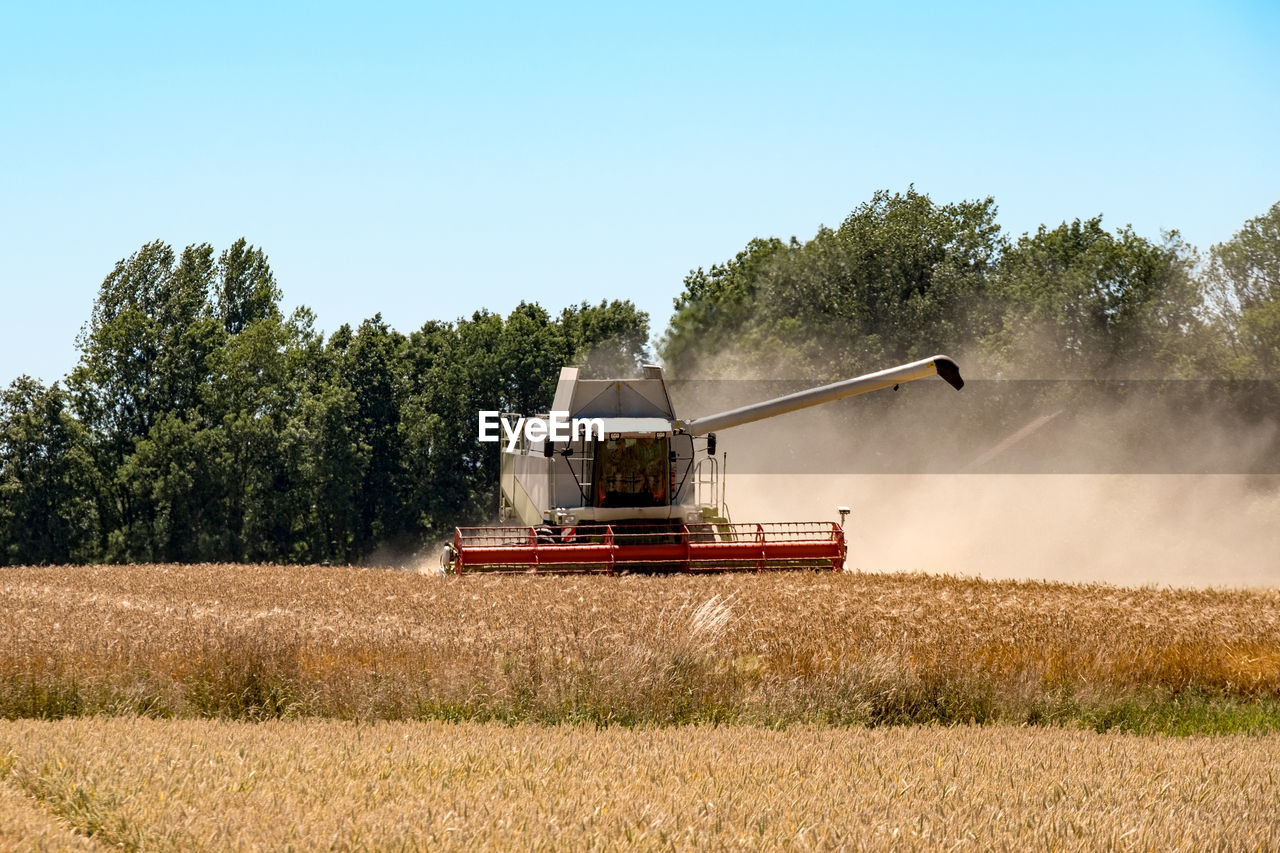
3 717 1280 851
2 565 1280 726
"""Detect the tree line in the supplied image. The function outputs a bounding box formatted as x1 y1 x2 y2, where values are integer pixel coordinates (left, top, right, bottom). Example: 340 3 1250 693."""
0 239 649 564
2 191 1278 564
660 189 1279 382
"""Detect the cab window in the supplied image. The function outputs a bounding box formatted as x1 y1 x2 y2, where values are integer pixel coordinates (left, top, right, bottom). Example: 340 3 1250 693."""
593 436 669 508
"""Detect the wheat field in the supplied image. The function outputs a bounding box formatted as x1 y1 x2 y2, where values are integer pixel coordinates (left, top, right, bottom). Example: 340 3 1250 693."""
2 563 1280 722
3 564 1279 727
4 565 1280 850
3 717 1280 851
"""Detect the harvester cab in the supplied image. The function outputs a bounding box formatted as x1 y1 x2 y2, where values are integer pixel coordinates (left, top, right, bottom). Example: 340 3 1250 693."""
495 364 710 531
445 355 963 574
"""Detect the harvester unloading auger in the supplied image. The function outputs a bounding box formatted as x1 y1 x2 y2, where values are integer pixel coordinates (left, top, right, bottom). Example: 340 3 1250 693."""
443 355 963 573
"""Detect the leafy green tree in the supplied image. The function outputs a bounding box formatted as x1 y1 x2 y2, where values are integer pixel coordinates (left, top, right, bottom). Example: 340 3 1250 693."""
70 238 298 561
411 311 508 535
200 313 314 561
291 379 368 562
497 303 563 412
660 238 789 375
559 300 653 376
327 315 408 554
115 412 225 562
660 189 1002 377
0 378 99 564
400 321 483 539
217 238 282 335
73 242 224 439
987 218 1204 377
1206 201 1280 377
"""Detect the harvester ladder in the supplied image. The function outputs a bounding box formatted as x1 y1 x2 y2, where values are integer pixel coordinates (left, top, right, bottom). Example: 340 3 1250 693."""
695 456 719 510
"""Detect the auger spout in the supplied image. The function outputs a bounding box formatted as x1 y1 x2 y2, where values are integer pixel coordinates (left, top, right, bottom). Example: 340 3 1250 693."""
674 355 963 436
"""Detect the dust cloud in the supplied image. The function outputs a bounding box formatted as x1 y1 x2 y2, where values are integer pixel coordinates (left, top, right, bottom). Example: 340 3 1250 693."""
674 354 1280 589
729 473 1280 588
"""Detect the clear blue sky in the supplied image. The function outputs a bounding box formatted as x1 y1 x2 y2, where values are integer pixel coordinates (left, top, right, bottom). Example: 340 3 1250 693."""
2 0 1277 387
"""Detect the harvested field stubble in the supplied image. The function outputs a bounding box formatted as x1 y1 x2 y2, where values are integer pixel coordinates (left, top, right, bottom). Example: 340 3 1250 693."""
2 718 1280 851
3 565 1280 728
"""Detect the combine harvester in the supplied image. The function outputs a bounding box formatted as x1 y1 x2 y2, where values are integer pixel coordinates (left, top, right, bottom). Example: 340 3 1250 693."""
444 356 963 573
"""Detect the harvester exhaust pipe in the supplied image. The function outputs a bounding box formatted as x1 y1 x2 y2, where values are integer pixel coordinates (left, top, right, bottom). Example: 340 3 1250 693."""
674 355 963 435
